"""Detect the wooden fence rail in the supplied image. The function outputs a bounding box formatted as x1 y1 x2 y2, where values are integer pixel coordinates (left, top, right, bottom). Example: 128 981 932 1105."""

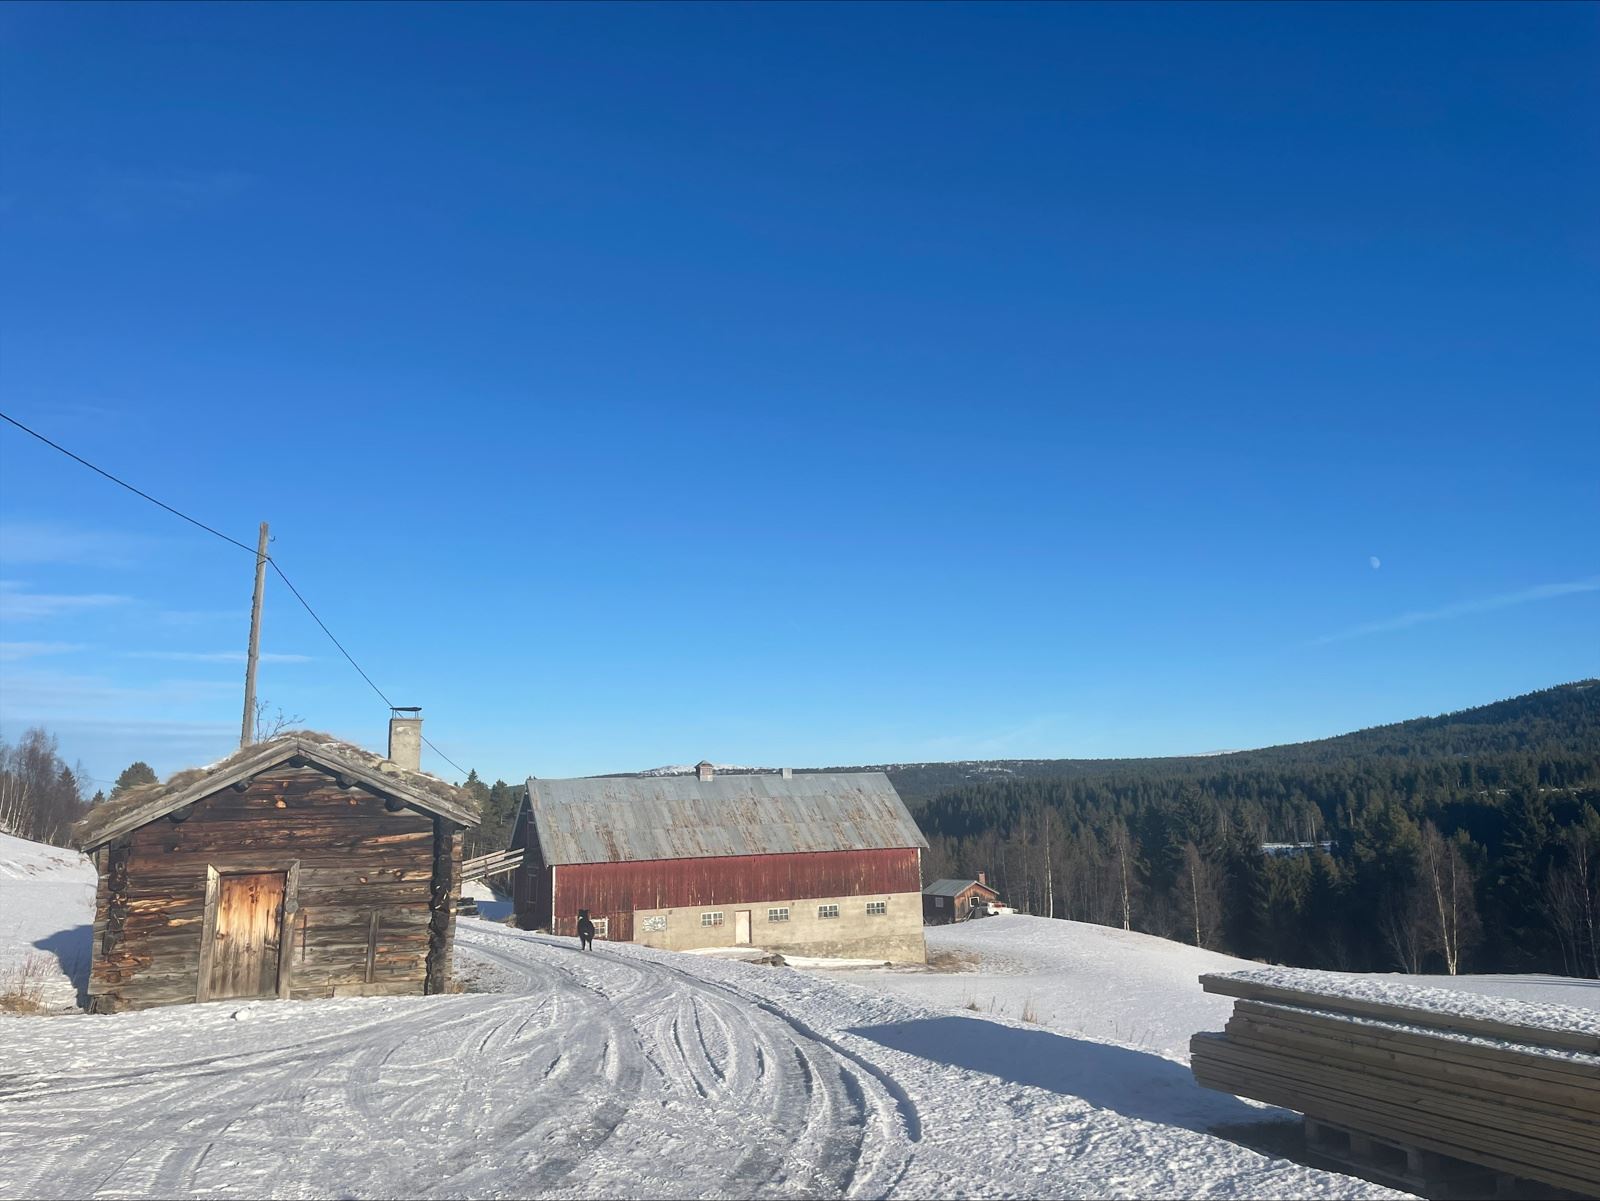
460 848 523 883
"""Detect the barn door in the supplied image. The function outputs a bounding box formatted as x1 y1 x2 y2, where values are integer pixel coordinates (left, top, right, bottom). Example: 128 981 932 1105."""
208 872 286 1000
735 910 752 945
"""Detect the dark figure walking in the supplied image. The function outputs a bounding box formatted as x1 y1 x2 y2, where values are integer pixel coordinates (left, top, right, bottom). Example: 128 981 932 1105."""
577 910 596 951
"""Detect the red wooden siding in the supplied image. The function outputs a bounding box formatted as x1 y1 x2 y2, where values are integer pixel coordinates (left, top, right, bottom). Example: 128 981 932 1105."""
547 847 921 941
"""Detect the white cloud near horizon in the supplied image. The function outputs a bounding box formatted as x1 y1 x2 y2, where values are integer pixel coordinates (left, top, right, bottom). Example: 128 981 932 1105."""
0 670 238 732
0 641 88 663
123 650 314 664
1312 576 1600 646
0 520 158 568
0 580 131 621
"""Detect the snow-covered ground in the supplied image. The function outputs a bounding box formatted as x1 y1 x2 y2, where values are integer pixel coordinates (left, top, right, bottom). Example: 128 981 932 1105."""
831 915 1600 1064
0 831 97 1012
0 834 1405 1200
0 921 1400 1200
841 917 1246 1059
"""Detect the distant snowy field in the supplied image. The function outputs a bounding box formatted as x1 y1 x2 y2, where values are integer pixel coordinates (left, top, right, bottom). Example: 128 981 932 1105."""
834 915 1600 1062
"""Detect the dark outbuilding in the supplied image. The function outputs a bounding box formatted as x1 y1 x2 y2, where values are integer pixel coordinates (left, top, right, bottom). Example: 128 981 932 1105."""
73 717 478 1013
922 876 1000 924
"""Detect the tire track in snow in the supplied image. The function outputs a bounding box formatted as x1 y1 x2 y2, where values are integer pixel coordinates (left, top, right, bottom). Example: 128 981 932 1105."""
0 924 917 1200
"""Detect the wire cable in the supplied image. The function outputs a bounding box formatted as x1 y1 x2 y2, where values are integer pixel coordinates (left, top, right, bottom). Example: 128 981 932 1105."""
0 411 261 555
266 559 396 709
2 408 473 778
422 736 469 778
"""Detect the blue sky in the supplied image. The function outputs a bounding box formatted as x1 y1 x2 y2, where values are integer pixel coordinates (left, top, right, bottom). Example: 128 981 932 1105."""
1 2 1596 789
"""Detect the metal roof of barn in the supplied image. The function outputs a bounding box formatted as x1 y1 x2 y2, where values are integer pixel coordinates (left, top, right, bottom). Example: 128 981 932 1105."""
522 771 927 865
922 878 998 897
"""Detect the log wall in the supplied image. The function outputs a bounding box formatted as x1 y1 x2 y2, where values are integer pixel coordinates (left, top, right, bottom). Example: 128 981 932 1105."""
88 764 463 1012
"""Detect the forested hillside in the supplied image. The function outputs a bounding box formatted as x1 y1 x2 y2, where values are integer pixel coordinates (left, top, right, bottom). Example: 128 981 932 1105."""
894 682 1600 979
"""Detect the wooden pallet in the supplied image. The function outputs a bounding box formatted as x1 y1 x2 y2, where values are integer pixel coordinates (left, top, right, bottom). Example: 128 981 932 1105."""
1191 975 1600 1198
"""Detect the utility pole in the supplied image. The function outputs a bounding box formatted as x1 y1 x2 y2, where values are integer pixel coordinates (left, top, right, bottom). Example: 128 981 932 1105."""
240 521 270 748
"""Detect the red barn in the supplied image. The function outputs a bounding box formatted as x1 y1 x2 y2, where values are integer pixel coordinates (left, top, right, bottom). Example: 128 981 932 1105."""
511 763 928 962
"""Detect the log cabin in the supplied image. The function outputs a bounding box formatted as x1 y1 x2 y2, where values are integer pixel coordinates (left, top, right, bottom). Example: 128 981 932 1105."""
73 715 478 1013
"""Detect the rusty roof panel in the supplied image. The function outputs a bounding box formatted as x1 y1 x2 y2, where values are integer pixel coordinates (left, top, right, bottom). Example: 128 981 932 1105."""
523 772 927 865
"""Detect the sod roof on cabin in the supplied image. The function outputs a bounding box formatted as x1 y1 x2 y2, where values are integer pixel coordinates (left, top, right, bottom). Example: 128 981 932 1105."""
73 730 479 850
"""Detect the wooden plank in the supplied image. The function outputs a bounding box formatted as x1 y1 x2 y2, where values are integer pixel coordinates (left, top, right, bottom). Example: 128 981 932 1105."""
194 866 222 1003
1198 1031 1600 1151
1193 1036 1600 1180
1205 1031 1600 1156
1194 1052 1600 1195
1230 999 1600 1090
1200 973 1600 1055
365 910 379 983
1196 1042 1593 1196
1228 1007 1600 1114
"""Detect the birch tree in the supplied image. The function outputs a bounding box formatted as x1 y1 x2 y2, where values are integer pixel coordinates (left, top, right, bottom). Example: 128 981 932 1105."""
1419 821 1479 975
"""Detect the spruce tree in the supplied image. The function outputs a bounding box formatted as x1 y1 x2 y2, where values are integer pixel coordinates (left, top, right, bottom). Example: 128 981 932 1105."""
111 762 158 795
1491 787 1557 969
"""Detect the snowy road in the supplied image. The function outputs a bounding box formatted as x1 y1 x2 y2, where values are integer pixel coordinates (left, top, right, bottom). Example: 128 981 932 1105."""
0 925 913 1200
0 918 1403 1200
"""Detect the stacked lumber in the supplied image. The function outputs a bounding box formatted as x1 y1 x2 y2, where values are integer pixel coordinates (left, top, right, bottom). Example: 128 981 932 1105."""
1190 972 1600 1198
461 846 523 882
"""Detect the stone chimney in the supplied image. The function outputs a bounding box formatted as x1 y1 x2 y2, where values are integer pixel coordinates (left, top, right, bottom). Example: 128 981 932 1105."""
977 870 987 887
696 760 714 782
388 707 423 772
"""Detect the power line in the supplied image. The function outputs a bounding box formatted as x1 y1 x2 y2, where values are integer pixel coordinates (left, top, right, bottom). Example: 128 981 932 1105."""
1 408 473 779
266 562 470 773
266 560 394 709
422 735 469 777
0 411 261 555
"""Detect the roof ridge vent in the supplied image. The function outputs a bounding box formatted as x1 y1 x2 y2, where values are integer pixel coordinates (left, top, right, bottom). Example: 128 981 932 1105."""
696 760 714 782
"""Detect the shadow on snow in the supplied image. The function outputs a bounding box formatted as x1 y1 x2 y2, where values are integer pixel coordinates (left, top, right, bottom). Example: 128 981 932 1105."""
845 1014 1270 1132
34 924 92 1009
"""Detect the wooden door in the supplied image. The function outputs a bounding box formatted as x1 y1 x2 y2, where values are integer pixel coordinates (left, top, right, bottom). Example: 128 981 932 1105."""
209 871 286 1000
735 910 752 945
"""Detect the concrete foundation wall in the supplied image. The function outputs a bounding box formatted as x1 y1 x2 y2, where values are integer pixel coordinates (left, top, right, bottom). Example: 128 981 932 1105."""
632 890 925 963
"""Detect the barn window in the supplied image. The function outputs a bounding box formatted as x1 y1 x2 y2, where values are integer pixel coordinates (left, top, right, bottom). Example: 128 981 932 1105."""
592 917 609 939
818 904 840 919
768 907 789 922
934 896 945 908
866 901 887 916
701 911 724 927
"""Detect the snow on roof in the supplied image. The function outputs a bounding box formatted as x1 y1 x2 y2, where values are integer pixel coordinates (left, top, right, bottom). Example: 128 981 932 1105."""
74 730 478 850
523 771 926 865
922 878 998 897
